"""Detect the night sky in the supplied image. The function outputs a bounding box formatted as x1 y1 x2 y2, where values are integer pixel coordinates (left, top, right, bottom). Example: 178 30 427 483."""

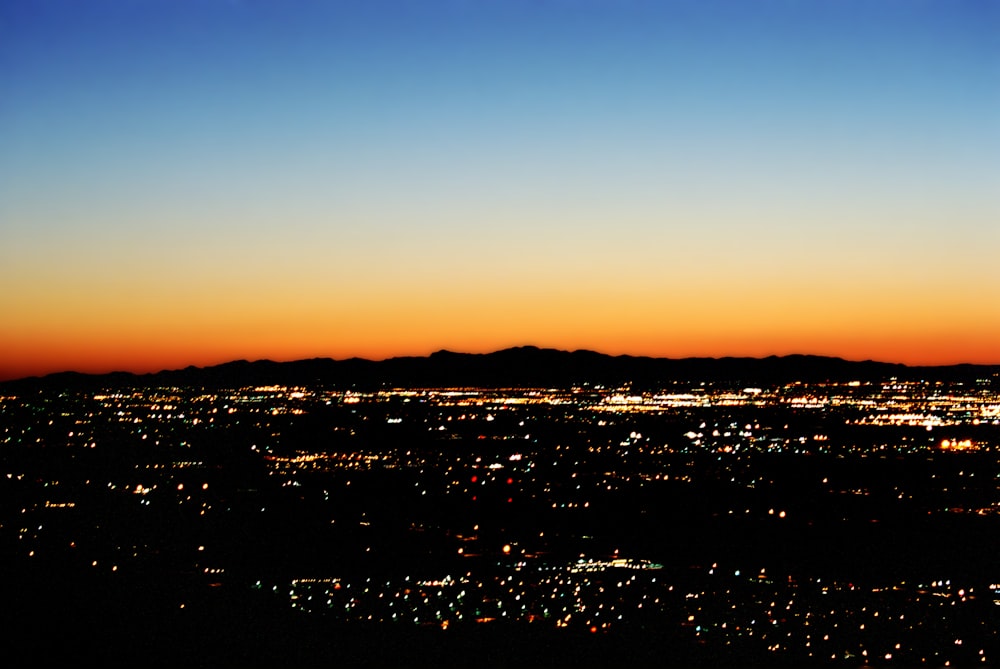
1 0 997 380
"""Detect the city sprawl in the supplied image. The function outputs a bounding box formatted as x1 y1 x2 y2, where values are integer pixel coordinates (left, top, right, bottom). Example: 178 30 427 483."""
3 375 999 666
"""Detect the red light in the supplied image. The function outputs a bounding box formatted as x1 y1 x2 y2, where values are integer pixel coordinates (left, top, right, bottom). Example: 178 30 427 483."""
507 497 513 503
471 475 478 483
506 477 513 485
590 626 598 634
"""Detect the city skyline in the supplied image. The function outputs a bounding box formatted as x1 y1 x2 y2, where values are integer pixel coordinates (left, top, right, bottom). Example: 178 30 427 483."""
2 0 998 381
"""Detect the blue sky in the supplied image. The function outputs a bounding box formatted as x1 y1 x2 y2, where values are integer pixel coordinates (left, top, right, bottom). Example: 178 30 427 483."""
1 0 998 377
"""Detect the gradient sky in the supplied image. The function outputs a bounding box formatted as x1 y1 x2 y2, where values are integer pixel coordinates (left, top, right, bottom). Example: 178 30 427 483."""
1 0 998 379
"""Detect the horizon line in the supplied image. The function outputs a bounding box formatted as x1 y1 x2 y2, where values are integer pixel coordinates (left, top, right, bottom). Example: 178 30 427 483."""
3 345 998 384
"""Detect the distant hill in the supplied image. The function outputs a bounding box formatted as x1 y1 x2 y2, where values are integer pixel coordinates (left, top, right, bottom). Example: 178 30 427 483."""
2 346 998 391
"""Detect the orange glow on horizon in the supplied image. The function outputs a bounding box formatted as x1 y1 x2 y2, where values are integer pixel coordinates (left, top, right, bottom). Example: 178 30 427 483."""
2 326 997 382
3 258 998 381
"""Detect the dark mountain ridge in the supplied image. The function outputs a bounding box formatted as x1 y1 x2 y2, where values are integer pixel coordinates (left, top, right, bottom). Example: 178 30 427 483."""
3 346 998 391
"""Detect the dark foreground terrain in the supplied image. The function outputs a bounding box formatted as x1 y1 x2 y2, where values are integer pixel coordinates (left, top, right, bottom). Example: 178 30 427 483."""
3 363 999 666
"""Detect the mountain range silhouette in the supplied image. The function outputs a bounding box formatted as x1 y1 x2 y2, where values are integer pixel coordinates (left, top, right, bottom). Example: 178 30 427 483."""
4 346 997 390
